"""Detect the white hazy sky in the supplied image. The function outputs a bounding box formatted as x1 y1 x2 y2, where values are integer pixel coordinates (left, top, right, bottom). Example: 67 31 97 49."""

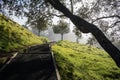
11 15 91 44
9 1 93 44
11 15 27 25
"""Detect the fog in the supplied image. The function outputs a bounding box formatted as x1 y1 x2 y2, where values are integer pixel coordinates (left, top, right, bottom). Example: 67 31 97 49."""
11 15 90 44
31 26 90 44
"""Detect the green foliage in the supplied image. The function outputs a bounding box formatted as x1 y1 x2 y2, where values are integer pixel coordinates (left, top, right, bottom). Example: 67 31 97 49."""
52 40 120 80
53 20 69 34
29 16 48 36
73 27 82 38
73 27 82 43
53 20 70 40
87 36 96 45
0 14 49 53
39 36 50 43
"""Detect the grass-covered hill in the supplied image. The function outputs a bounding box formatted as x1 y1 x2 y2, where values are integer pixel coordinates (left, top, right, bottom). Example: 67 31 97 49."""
0 14 49 53
52 41 120 80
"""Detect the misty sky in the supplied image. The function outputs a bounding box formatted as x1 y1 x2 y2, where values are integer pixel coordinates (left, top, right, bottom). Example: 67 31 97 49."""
10 12 91 44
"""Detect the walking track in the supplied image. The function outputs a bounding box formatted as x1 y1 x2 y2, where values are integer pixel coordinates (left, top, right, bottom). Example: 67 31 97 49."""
0 44 58 80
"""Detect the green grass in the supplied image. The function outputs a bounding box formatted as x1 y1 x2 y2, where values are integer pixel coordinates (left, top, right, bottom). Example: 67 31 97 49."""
0 14 49 53
52 40 120 80
0 14 49 67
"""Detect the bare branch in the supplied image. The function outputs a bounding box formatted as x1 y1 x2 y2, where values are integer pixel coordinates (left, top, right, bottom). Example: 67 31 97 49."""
70 0 73 14
50 13 65 17
111 21 120 27
92 15 120 23
86 0 99 15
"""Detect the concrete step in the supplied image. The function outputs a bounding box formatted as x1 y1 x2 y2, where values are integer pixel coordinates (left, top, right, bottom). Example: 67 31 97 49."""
0 44 59 80
0 53 57 80
26 44 50 53
23 51 51 54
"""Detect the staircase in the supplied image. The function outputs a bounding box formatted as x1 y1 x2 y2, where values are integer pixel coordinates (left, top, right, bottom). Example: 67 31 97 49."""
0 44 59 80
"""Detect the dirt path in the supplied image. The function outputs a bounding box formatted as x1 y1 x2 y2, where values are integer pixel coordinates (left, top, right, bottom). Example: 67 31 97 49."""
0 44 58 80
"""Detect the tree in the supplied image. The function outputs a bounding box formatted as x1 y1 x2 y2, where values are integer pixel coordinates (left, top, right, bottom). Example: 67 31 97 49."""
73 27 82 43
1 0 120 67
87 36 96 46
45 0 120 67
28 16 48 36
53 20 70 40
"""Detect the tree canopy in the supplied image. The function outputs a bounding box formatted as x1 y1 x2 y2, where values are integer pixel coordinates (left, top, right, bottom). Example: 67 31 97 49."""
0 0 120 67
73 27 82 43
53 20 70 40
28 16 48 36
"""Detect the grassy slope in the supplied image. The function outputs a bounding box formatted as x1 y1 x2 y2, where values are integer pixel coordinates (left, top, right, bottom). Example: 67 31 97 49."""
0 14 49 53
0 14 49 67
52 41 120 80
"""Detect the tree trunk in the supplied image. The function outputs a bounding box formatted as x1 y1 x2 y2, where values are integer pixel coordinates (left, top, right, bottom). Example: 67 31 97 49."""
76 37 79 43
61 33 64 41
38 29 40 36
48 0 120 67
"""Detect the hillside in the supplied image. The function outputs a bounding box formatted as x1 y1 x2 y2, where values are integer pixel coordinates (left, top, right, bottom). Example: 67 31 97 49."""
0 14 49 53
52 41 120 80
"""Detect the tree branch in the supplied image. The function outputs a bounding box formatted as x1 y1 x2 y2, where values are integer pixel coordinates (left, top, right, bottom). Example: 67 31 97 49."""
49 13 65 17
48 0 72 18
110 21 120 28
86 0 99 15
113 21 120 26
70 0 73 14
92 15 120 23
